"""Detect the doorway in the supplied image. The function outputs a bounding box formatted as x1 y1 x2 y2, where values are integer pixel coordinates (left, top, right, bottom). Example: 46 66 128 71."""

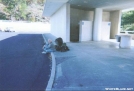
70 25 79 42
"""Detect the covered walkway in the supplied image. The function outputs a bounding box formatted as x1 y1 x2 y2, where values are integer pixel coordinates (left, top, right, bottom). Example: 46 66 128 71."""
43 34 134 91
53 41 134 90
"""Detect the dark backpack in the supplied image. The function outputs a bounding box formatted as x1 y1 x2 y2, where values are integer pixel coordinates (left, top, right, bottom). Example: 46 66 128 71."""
60 43 69 52
55 37 63 46
55 38 69 52
55 45 61 51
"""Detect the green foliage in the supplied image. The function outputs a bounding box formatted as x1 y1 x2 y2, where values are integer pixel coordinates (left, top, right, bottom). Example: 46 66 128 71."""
1 0 27 20
0 13 7 20
121 10 134 26
37 0 45 4
29 16 35 22
121 24 134 31
0 0 45 21
26 0 44 5
121 10 134 31
126 24 134 31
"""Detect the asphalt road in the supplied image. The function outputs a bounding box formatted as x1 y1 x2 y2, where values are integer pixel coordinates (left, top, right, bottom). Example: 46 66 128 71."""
0 33 51 91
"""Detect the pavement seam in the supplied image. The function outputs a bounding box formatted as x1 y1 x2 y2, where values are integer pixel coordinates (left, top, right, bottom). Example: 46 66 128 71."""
42 34 56 91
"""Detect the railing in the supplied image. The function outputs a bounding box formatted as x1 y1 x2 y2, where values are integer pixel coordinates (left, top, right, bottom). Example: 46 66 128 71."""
120 31 134 34
120 31 134 39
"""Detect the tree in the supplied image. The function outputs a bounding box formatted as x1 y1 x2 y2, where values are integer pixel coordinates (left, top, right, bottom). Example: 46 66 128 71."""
121 10 134 31
0 12 8 20
37 0 45 4
0 0 49 22
1 0 27 20
26 0 36 5
26 0 45 5
121 10 134 26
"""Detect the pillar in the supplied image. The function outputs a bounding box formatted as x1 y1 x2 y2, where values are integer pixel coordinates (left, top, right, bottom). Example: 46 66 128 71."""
66 3 70 42
93 8 103 41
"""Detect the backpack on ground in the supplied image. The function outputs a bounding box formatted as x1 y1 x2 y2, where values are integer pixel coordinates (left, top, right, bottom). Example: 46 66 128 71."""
55 38 69 52
55 45 61 51
61 43 69 52
55 37 63 46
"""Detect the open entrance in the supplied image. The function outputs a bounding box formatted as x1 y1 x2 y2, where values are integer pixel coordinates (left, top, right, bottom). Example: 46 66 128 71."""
70 7 94 42
120 10 134 40
70 24 79 42
70 8 112 42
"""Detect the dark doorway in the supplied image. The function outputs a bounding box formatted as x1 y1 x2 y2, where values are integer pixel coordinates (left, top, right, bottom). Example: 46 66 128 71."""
70 25 79 42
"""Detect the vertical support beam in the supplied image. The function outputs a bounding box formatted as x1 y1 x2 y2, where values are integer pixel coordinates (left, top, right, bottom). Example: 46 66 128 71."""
110 10 122 39
93 8 102 41
66 3 70 42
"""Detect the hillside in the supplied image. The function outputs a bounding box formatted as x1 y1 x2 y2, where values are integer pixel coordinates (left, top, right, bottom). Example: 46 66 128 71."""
26 3 49 22
0 0 49 22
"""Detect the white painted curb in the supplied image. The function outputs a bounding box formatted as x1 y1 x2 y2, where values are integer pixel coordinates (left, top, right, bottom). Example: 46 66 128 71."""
42 34 56 91
46 52 56 91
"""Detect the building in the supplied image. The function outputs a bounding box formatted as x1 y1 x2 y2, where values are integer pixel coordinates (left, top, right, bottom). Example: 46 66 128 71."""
43 0 134 42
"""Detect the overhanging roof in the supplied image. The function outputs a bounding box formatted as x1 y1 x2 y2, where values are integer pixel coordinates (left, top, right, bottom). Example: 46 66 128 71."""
43 0 134 17
43 0 69 17
69 0 134 11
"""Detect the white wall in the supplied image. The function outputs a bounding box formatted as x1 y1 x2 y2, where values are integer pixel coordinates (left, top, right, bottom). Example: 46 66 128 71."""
50 3 70 42
79 21 92 41
101 22 111 40
0 21 50 33
102 12 111 40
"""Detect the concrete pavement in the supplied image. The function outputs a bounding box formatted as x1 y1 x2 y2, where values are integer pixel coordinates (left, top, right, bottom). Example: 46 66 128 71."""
0 33 51 91
43 33 134 91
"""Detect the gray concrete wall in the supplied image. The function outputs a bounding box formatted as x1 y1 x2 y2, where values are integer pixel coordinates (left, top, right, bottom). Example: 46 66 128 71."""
50 3 70 42
110 10 121 39
103 12 110 22
70 8 94 41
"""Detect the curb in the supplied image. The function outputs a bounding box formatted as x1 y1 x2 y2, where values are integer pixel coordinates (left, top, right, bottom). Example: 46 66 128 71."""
42 34 56 91
46 52 56 91
42 34 47 43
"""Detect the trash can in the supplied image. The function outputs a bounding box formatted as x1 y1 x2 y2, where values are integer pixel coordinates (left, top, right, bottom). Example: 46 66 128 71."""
115 35 121 42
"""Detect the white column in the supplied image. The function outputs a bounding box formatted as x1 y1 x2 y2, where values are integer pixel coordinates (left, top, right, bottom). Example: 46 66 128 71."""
66 3 70 42
93 8 102 41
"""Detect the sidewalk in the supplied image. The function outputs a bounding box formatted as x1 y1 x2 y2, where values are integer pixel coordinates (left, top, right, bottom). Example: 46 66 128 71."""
43 33 134 91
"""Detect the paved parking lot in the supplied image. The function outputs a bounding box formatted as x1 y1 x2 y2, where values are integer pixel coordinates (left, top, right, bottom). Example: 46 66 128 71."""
0 33 51 91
